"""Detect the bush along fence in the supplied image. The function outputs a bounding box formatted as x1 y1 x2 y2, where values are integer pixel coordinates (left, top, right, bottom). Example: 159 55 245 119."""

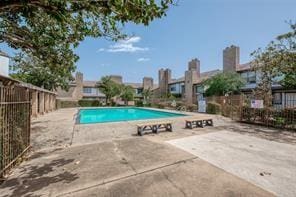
240 107 295 131
206 95 295 131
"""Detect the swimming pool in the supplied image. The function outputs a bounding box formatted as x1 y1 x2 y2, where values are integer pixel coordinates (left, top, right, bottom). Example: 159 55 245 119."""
78 107 186 124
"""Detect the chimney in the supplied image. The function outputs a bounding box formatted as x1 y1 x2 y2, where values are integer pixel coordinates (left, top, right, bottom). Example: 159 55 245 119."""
184 58 200 104
158 68 171 95
223 45 240 72
110 75 123 84
143 77 153 90
188 58 200 78
75 72 83 100
75 72 83 83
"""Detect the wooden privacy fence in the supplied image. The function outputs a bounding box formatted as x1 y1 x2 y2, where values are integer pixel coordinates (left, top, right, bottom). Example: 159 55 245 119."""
0 85 31 176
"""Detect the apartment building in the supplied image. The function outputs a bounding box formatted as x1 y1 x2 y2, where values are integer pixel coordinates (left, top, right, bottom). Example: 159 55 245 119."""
155 45 296 108
225 45 296 108
56 73 154 103
57 45 295 108
155 59 221 104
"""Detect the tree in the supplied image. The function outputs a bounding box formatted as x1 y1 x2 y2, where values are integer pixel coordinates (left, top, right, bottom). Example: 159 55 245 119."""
251 22 296 106
120 85 135 105
251 45 279 106
97 76 121 105
205 72 245 97
1 0 174 89
275 22 296 89
142 88 152 104
1 1 173 54
10 50 76 91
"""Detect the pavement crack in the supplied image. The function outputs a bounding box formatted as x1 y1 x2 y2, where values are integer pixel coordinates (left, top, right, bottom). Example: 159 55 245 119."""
112 140 138 173
57 157 197 197
161 169 187 197
69 124 76 146
69 110 78 146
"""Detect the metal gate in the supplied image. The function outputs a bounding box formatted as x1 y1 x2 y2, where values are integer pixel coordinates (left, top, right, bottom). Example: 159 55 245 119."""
0 84 31 176
206 95 243 120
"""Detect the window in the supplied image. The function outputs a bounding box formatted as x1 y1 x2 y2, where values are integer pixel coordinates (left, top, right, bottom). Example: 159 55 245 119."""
83 87 92 94
137 88 143 94
272 75 284 85
241 71 256 84
170 86 176 92
241 72 248 80
181 85 185 94
272 93 282 105
196 85 204 93
248 71 256 84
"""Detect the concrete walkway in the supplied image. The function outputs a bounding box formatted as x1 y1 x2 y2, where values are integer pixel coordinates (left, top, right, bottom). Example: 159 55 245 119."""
168 130 296 197
0 138 272 197
1 108 294 196
31 108 78 151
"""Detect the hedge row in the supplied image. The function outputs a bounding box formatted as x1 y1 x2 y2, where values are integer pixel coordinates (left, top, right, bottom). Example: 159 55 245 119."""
56 100 79 108
78 99 102 107
57 99 103 108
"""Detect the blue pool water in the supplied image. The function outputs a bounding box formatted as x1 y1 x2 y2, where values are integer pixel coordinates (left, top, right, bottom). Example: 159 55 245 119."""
79 107 186 124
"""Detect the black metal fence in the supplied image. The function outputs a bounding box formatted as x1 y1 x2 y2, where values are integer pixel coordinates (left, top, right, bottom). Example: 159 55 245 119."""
0 85 31 177
240 107 295 131
206 94 296 131
273 92 296 110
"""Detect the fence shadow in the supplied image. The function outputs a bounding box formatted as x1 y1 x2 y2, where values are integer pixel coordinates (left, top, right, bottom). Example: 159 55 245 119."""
1 158 78 197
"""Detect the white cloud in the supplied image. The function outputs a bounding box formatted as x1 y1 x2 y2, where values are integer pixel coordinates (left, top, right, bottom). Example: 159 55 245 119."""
121 36 141 44
97 48 105 52
97 36 149 53
137 58 150 62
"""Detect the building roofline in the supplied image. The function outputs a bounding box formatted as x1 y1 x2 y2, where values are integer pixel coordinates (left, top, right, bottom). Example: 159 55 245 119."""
0 74 56 94
0 74 20 84
0 51 10 58
168 69 222 85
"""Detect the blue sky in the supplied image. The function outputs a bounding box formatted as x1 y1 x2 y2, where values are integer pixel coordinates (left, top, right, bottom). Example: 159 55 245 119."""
1 0 296 83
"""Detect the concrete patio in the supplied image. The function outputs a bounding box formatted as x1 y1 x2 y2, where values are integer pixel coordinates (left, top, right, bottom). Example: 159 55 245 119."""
168 130 296 197
0 108 295 197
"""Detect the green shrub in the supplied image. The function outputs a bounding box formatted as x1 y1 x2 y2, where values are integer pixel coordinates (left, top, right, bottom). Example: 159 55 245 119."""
111 101 117 106
174 102 184 110
156 103 165 109
206 102 221 114
135 100 143 107
282 108 296 124
176 102 183 108
144 103 151 107
275 117 285 126
150 103 165 109
57 99 79 108
186 104 197 112
78 99 101 107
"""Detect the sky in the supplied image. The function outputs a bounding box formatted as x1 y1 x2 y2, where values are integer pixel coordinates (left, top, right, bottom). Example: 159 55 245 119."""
1 0 296 83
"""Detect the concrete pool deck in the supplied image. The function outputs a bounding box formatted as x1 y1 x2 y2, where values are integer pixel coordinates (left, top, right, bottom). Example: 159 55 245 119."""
168 130 296 197
0 108 295 196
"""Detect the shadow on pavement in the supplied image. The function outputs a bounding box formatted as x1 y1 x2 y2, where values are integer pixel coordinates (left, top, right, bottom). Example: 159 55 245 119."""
1 158 78 197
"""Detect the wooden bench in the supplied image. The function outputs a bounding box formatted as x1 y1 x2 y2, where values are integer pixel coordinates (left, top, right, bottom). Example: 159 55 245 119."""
185 118 213 129
137 121 173 136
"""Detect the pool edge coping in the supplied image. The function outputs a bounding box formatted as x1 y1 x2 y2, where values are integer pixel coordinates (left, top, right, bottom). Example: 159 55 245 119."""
76 107 199 125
